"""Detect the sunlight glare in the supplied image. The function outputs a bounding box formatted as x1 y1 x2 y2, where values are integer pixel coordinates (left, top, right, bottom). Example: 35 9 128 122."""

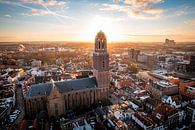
83 15 122 42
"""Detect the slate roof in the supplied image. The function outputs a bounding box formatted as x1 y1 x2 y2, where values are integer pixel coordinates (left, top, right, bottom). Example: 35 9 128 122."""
34 75 61 84
25 77 97 97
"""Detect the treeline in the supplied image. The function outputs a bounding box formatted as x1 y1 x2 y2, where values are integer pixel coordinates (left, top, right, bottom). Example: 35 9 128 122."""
1 51 80 66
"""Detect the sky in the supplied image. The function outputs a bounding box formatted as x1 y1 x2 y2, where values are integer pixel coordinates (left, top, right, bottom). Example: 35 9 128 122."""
0 0 195 42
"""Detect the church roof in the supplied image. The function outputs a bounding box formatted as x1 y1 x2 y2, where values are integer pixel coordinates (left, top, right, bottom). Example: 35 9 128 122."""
25 77 97 97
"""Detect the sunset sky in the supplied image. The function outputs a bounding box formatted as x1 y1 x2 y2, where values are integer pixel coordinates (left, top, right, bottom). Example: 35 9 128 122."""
0 0 195 42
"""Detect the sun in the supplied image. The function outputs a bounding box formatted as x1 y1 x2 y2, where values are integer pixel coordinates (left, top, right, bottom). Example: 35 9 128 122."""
83 15 122 42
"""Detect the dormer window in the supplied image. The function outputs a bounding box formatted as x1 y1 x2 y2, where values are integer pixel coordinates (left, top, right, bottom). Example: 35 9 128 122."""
156 113 161 119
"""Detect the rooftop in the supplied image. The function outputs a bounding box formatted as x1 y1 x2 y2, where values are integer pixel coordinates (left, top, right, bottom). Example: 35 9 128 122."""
154 103 178 121
25 77 97 97
151 80 177 89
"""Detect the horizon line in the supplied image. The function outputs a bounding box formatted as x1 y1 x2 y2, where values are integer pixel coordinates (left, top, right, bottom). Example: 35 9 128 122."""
0 41 195 43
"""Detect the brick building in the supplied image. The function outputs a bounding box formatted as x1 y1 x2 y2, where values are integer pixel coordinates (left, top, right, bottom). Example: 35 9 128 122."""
24 31 110 118
148 80 179 99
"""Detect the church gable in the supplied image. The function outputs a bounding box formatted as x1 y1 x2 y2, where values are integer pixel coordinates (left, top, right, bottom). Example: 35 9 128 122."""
48 79 63 100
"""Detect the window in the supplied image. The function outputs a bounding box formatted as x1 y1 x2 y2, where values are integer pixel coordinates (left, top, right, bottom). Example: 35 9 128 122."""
99 42 101 49
102 61 105 68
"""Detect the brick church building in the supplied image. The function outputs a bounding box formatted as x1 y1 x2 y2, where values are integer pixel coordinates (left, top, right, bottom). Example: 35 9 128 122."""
24 31 110 118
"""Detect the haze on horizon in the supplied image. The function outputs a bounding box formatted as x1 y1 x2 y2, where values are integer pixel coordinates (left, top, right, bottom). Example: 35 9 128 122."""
0 0 195 42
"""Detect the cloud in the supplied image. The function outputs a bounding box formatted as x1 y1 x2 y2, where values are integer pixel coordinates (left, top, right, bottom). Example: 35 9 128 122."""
0 0 77 21
19 7 78 21
143 8 163 14
4 14 11 17
173 6 195 17
20 0 66 6
20 8 52 16
101 0 164 19
122 0 163 7
0 1 33 10
184 19 195 26
175 10 186 16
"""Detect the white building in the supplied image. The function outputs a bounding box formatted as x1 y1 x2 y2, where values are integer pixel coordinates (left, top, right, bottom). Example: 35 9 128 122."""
162 95 187 109
31 59 42 67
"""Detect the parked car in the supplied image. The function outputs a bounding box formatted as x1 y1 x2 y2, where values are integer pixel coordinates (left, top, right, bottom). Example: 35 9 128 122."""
121 96 126 101
9 114 18 120
13 110 20 115
9 118 14 123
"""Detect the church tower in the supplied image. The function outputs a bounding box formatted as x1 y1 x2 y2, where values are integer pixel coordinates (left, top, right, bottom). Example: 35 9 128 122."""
93 31 109 89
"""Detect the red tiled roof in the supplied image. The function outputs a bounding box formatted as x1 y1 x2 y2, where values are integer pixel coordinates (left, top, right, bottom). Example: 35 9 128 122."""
134 112 153 127
154 103 178 121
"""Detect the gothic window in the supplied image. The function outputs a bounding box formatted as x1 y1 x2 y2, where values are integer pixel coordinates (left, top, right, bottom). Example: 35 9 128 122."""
28 100 31 111
99 42 101 49
72 97 74 106
80 94 82 105
76 93 78 105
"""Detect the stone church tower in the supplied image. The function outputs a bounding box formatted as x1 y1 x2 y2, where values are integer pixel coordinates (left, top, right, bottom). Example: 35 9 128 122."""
93 31 109 89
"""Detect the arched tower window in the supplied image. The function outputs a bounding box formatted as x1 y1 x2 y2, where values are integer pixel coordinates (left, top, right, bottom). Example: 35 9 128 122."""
102 40 104 49
98 42 101 49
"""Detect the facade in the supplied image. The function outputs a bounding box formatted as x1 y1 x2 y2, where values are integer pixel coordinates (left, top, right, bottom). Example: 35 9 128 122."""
161 95 186 109
186 102 195 124
61 116 93 130
148 80 179 99
190 55 195 64
138 53 147 63
178 80 195 99
175 61 190 73
154 103 179 129
131 112 153 130
129 48 140 62
164 39 176 46
24 31 110 118
137 53 157 66
132 112 163 130
189 55 195 73
31 59 42 67
144 98 159 113
174 55 195 74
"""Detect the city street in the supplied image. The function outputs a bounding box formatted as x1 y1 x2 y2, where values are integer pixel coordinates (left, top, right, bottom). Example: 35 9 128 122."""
14 86 24 124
